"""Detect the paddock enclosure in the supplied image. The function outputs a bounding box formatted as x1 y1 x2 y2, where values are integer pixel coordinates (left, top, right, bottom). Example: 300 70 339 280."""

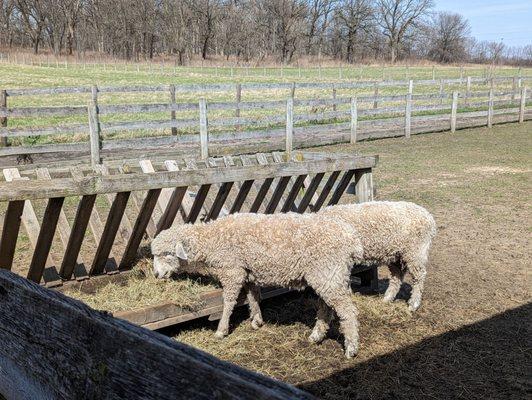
0 150 377 330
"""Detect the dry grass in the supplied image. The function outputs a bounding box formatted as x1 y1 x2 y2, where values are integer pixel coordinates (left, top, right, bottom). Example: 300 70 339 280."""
65 259 219 313
168 121 531 399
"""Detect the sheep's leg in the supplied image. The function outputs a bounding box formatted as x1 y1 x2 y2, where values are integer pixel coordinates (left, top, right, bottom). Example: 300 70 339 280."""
246 283 264 329
309 297 333 344
215 275 246 339
407 262 427 312
383 262 405 303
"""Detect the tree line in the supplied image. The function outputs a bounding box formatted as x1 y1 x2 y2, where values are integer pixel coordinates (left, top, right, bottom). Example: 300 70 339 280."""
1 0 530 65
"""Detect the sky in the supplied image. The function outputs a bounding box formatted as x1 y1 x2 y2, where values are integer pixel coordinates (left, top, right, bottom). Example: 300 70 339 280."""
434 0 532 47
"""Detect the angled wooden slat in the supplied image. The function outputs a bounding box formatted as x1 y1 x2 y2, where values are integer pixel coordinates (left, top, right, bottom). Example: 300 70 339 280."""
156 184 188 234
229 155 255 214
183 159 209 221
118 165 157 238
59 194 97 280
311 171 341 212
93 164 134 241
186 185 211 223
250 177 274 213
328 169 356 206
139 160 168 222
265 176 291 214
281 174 307 213
27 197 65 283
205 182 234 221
36 168 88 278
272 152 297 212
206 157 230 218
120 189 162 269
3 168 56 270
0 200 25 270
164 160 191 223
297 173 325 213
90 192 130 276
70 167 118 272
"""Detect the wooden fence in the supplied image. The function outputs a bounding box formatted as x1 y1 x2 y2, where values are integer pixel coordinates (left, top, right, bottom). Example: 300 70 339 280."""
0 269 315 399
0 77 529 169
0 151 377 329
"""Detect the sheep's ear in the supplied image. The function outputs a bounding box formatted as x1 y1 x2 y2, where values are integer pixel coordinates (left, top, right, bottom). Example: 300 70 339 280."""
175 242 188 261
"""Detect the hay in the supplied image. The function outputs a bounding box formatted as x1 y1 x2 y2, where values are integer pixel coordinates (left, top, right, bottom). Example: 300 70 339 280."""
65 258 219 313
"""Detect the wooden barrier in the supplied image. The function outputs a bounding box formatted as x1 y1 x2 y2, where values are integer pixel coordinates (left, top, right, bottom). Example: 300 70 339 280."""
0 270 315 400
0 151 378 330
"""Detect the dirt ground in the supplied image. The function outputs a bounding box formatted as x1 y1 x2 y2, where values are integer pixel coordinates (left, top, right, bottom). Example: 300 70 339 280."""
166 121 531 399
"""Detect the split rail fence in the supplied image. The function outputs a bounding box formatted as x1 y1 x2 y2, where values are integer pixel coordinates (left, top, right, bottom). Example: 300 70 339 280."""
0 76 529 168
0 151 378 330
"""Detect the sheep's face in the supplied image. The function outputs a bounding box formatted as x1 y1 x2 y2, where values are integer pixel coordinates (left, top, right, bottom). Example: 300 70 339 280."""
152 240 188 279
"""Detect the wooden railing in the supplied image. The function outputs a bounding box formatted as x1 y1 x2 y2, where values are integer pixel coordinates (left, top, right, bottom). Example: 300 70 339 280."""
0 78 529 169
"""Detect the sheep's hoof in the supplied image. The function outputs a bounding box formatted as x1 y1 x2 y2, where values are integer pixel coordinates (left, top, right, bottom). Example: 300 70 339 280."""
382 295 395 303
251 315 264 330
408 297 422 312
344 341 359 359
214 330 227 339
308 329 326 344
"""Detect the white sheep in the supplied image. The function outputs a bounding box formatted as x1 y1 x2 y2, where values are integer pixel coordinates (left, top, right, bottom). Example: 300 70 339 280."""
320 201 437 312
151 212 364 358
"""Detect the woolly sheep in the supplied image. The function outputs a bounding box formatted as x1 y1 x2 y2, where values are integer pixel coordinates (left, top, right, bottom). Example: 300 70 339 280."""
320 201 437 312
151 212 364 358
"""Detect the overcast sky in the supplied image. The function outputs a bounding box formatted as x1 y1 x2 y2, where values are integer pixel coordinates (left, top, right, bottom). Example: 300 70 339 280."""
434 0 532 46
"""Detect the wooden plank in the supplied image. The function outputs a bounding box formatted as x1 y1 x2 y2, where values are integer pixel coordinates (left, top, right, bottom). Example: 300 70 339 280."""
328 169 356 206
285 98 294 158
156 185 187 234
350 97 358 143
206 158 230 217
0 200 25 270
297 173 325 213
199 98 209 159
187 185 211 223
120 189 161 269
139 160 169 229
519 87 527 123
311 171 341 211
27 197 64 283
59 194 96 280
249 154 274 213
405 94 412 138
0 270 315 400
487 89 494 128
0 156 378 202
354 169 374 203
265 176 291 214
205 182 233 221
281 174 307 213
450 92 458 133
94 164 134 242
90 192 130 276
229 155 254 213
36 168 87 278
0 89 7 147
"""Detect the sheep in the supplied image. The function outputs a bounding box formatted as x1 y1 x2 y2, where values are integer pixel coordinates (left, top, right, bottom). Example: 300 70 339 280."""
151 212 364 358
319 201 437 312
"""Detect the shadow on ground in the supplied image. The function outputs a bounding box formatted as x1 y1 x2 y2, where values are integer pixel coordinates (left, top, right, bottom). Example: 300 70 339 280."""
300 302 532 400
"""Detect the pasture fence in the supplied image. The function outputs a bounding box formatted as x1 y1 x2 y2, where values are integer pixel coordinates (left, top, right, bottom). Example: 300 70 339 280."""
0 76 530 169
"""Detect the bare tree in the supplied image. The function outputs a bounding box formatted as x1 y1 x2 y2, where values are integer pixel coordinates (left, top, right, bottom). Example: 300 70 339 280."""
426 12 469 63
377 0 433 63
16 0 48 53
335 0 374 63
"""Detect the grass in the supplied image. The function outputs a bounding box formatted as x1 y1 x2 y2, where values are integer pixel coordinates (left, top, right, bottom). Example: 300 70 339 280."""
166 121 532 399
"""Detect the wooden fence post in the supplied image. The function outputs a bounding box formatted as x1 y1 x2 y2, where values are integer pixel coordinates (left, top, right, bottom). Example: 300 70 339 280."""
512 77 516 101
235 83 242 132
373 83 379 109
199 98 209 159
450 91 458 133
408 79 413 95
350 97 358 144
405 93 412 138
519 87 527 123
285 97 294 159
487 89 494 128
466 76 471 106
169 84 177 136
290 82 296 98
432 65 435 80
0 89 7 147
332 85 337 112
88 85 101 166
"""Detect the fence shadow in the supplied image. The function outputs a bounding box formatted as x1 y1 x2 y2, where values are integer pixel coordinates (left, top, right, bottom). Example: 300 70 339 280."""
300 302 531 400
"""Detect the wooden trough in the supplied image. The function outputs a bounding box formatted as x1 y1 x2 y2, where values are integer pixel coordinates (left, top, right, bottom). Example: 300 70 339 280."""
0 150 378 330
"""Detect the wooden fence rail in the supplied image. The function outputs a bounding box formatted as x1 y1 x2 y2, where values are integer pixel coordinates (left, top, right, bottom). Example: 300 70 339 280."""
0 83 528 169
0 269 315 400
